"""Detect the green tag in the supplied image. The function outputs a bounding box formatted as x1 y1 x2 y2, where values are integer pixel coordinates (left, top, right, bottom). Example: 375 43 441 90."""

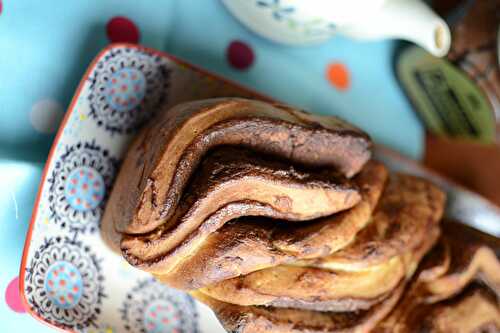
397 46 495 143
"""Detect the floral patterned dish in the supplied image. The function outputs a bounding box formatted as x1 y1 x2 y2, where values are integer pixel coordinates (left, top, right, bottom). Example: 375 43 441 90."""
20 43 260 333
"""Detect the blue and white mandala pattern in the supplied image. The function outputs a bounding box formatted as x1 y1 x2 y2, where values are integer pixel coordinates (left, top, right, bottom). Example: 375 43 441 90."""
24 237 105 330
88 47 171 134
48 141 118 233
121 278 198 333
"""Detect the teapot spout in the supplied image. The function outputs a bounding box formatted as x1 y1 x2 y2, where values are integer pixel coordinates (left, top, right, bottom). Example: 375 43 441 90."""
342 0 451 57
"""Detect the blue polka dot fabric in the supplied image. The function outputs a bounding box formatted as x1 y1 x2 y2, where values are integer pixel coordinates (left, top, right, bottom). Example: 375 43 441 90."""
0 1 423 331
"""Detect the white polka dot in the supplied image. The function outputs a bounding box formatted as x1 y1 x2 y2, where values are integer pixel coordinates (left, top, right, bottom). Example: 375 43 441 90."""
30 99 64 133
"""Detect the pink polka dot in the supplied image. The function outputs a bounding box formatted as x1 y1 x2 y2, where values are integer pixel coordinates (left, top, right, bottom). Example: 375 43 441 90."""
5 277 25 313
226 40 255 70
106 16 140 44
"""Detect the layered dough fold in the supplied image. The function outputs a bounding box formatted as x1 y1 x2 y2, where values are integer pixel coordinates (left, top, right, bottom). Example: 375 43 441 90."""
375 222 500 333
102 98 498 332
192 283 406 333
104 98 371 235
198 174 443 311
149 160 387 289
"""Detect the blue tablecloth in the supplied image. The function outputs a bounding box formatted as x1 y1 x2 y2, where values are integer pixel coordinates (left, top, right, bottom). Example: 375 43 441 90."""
0 1 423 331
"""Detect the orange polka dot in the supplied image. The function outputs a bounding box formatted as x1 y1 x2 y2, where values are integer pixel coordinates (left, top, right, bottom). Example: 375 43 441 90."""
326 63 350 91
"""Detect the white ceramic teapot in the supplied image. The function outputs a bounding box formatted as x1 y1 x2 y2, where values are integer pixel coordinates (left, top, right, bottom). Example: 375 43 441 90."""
222 0 451 57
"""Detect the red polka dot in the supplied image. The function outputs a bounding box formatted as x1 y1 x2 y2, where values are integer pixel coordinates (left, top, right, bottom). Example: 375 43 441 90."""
5 277 25 313
0 1 3 15
226 40 255 70
326 63 350 91
106 16 140 44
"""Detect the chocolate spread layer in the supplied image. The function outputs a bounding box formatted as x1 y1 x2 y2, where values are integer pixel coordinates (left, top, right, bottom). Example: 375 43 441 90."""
103 98 371 235
131 161 386 289
119 146 362 270
416 238 451 283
